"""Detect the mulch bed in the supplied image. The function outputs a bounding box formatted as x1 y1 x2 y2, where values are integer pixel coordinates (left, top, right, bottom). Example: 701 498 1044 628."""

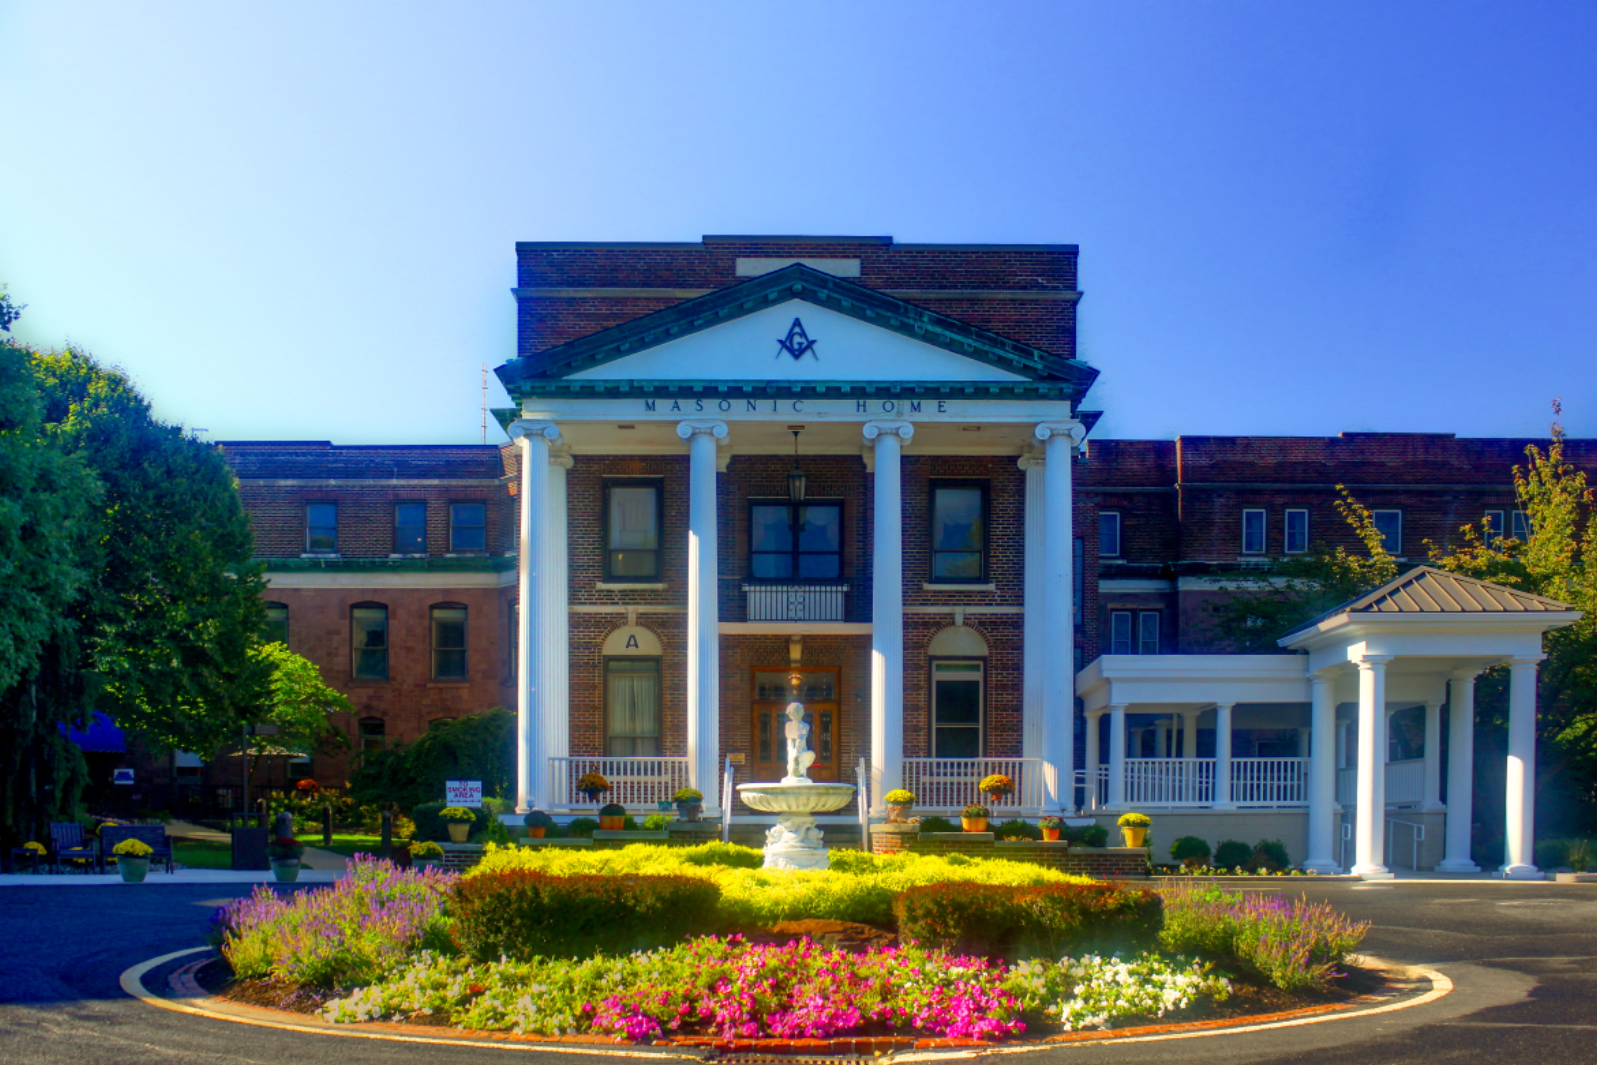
198 944 1390 1044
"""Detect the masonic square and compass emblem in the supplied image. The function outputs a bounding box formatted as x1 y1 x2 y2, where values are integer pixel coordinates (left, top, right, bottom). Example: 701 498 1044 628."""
776 318 819 361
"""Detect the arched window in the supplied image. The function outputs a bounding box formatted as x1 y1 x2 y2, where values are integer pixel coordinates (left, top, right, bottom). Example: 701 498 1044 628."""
431 603 468 680
263 602 289 645
351 603 389 680
358 717 386 755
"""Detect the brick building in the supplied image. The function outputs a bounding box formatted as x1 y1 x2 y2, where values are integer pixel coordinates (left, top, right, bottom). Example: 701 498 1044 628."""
214 235 1587 878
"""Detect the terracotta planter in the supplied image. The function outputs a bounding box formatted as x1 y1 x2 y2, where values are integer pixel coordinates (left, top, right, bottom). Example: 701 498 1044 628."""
1121 826 1148 848
527 826 546 839
961 817 989 833
599 815 626 831
676 801 703 822
1042 828 1062 842
447 823 470 843
118 856 150 883
270 858 301 883
886 803 914 823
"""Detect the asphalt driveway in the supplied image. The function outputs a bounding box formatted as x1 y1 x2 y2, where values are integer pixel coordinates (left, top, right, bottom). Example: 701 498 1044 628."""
0 879 1593 1064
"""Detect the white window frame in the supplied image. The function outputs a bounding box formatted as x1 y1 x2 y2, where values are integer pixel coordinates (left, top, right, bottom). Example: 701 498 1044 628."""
1373 509 1403 555
1483 509 1505 548
930 660 984 759
1241 508 1267 555
1098 511 1122 558
1511 510 1532 542
1284 509 1309 554
1137 611 1160 655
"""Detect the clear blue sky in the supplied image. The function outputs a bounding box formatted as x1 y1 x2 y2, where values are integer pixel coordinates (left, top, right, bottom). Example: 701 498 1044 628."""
3 2 1593 444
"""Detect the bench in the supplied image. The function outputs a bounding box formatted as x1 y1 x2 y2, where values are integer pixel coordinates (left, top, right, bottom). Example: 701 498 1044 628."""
100 824 175 874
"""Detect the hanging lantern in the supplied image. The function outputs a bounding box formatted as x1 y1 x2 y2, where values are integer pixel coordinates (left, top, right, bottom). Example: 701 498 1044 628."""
787 428 807 503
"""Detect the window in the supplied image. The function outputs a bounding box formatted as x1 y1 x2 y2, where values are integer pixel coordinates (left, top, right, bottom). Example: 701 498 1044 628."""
395 502 427 554
1483 509 1505 547
358 717 385 755
431 604 467 680
1241 509 1266 555
930 484 987 581
749 501 842 580
263 602 289 645
1098 512 1122 557
306 502 338 553
1512 510 1532 542
1284 509 1309 554
605 483 660 579
449 502 486 552
931 661 983 758
1373 510 1402 554
605 658 660 755
1110 610 1161 655
351 603 389 680
1138 611 1161 655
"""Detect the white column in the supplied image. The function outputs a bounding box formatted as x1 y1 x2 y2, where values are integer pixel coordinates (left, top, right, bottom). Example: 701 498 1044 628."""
1035 421 1081 810
1019 454 1046 761
1213 703 1234 809
540 453 572 807
1107 704 1127 809
1502 656 1544 879
1182 712 1198 760
1352 656 1392 879
511 420 558 813
1084 711 1101 809
1422 699 1444 811
678 420 728 806
1439 670 1481 872
864 421 913 814
1305 670 1339 872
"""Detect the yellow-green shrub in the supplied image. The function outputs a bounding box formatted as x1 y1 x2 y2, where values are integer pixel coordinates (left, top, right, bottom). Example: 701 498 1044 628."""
470 843 1091 929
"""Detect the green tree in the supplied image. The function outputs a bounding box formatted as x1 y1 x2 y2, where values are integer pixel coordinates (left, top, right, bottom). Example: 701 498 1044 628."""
347 708 515 811
243 642 352 786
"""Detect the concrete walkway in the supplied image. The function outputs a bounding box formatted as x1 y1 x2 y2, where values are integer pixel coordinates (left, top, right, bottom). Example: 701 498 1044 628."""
166 819 350 875
0 820 351 886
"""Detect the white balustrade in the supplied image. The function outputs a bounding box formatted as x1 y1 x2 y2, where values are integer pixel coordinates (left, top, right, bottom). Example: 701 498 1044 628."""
1072 767 1110 810
1384 758 1425 805
1122 758 1215 807
900 758 1045 814
548 757 690 810
743 584 848 622
1230 757 1310 807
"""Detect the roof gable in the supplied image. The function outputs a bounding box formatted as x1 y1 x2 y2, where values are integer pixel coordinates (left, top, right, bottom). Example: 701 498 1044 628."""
496 263 1096 401
1283 566 1576 640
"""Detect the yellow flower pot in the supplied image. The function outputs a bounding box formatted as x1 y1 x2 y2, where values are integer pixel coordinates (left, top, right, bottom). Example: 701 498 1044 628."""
447 823 469 843
1121 826 1148 848
962 817 989 833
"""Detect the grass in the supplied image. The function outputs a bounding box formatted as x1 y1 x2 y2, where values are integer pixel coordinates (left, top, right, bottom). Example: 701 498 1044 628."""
174 840 234 869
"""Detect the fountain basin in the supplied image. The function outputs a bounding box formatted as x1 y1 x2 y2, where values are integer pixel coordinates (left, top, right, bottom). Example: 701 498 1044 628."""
737 781 857 815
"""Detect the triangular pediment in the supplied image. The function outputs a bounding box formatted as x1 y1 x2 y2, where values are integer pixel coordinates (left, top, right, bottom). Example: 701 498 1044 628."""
496 264 1096 402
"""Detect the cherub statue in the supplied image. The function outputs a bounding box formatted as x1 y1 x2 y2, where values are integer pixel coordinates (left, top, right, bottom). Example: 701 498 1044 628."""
783 702 816 782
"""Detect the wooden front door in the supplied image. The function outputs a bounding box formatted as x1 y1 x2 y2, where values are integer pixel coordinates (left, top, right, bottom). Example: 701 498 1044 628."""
751 668 840 782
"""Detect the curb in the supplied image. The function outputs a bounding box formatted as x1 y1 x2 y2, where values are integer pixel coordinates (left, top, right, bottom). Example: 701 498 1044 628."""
123 948 1452 1058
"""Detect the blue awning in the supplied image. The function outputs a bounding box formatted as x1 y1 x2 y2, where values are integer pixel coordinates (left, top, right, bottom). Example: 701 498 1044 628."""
61 711 127 753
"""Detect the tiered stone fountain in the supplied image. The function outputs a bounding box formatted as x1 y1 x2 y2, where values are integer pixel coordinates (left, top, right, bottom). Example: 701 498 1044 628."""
736 702 856 870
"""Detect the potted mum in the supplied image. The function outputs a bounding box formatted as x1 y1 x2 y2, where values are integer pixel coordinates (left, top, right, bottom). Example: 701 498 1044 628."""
883 789 916 823
440 806 476 843
267 834 304 881
978 773 1015 806
598 802 627 831
673 787 704 822
576 771 610 803
1040 815 1064 842
113 838 153 883
961 804 990 833
522 809 554 839
1117 811 1152 848
410 839 444 870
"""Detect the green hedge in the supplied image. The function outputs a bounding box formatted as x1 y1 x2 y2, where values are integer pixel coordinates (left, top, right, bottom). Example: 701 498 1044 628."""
450 870 722 960
893 880 1163 961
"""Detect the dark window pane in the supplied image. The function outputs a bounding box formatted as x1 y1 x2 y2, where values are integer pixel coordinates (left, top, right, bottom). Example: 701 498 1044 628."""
796 506 841 551
797 553 841 579
933 552 982 580
352 606 388 680
450 503 486 552
608 487 658 550
431 606 466 680
307 502 338 552
751 506 793 551
1373 511 1402 553
933 488 984 551
395 503 426 552
263 603 289 645
1098 512 1120 557
935 679 982 725
751 553 793 579
935 726 981 758
1110 611 1132 655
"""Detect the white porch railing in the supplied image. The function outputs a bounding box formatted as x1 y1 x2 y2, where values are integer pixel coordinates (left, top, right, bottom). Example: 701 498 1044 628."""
1074 766 1110 810
1231 757 1309 807
1336 758 1425 806
548 757 690 810
742 584 848 621
901 758 1045 814
1123 758 1215 807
